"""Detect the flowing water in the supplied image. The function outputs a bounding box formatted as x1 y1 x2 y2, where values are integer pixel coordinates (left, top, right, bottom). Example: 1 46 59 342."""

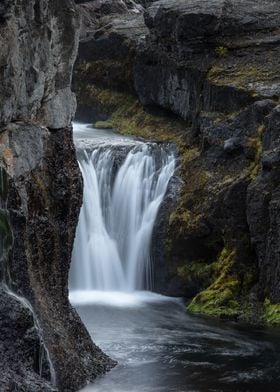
70 123 176 292
70 123 280 392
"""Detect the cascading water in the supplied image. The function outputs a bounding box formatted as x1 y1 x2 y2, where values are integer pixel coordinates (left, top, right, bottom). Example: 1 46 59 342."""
70 124 176 294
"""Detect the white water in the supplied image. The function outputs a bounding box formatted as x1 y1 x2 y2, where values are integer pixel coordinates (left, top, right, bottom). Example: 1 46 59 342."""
70 124 176 294
4 285 56 386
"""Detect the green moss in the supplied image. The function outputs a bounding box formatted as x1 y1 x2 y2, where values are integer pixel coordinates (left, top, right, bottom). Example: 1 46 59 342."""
247 135 263 180
207 64 277 89
87 88 189 152
177 261 212 282
187 246 258 320
263 299 280 325
187 248 242 318
169 209 190 226
94 120 114 129
215 46 228 57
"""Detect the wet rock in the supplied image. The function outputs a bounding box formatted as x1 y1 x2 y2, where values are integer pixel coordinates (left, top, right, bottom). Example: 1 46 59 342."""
0 0 114 390
247 106 280 304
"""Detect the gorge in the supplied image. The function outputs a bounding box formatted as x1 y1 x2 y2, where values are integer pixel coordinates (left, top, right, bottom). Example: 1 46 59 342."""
0 0 280 391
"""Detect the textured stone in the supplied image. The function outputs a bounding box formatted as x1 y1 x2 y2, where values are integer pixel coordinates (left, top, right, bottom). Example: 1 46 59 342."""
134 0 280 122
0 0 114 390
0 0 80 129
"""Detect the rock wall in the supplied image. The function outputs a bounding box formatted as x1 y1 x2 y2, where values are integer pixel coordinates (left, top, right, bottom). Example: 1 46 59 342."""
73 0 280 324
0 1 113 391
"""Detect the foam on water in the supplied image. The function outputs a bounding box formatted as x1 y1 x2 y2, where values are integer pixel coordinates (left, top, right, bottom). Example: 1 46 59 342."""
69 290 180 307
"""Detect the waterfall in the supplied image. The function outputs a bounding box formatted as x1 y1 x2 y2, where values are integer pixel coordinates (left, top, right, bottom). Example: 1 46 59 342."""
70 124 176 293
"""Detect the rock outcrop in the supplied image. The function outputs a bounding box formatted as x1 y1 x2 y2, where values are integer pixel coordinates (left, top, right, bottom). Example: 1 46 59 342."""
0 1 113 391
74 0 280 324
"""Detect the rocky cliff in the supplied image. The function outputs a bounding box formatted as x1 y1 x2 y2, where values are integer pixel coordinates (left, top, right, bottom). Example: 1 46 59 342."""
0 1 113 391
74 0 280 325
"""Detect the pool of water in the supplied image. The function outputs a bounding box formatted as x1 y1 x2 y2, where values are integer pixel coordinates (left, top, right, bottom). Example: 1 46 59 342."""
73 292 280 392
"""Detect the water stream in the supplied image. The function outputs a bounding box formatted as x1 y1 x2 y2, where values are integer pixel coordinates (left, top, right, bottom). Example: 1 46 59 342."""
70 123 176 293
70 124 280 392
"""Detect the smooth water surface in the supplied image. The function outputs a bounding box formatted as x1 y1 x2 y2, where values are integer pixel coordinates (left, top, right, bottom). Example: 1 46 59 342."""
76 295 280 392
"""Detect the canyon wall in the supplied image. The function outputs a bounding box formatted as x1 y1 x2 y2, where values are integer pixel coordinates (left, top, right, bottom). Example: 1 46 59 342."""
0 1 113 390
74 0 280 324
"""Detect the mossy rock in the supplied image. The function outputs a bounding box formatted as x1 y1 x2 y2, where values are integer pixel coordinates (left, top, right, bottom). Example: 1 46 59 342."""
94 120 114 129
263 299 280 325
187 248 242 318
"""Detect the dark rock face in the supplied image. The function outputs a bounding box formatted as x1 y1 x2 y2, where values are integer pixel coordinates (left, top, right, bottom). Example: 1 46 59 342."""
0 0 80 129
247 107 280 303
0 0 114 390
135 0 280 122
73 0 147 122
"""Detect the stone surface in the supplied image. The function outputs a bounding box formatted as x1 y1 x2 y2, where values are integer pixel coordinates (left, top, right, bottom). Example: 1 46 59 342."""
73 0 147 121
0 0 114 390
134 0 280 122
0 0 80 129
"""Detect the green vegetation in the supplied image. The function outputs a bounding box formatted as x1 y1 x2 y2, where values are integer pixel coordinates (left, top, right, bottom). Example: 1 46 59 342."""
187 248 242 318
187 247 257 320
247 124 265 179
263 299 280 325
207 63 277 89
215 46 228 57
94 120 114 129
177 260 212 283
87 88 189 152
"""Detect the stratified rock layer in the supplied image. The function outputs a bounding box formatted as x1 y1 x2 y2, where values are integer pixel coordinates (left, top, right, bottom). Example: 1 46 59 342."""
0 0 113 390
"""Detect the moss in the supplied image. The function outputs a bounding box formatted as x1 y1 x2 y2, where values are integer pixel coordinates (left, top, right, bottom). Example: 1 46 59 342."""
87 87 189 152
76 59 134 90
247 134 263 180
263 299 280 325
187 246 258 320
215 46 228 57
207 64 278 89
177 261 212 282
187 248 242 318
94 120 114 129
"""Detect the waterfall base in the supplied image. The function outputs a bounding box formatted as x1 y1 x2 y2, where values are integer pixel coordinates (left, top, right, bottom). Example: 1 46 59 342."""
70 290 177 307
